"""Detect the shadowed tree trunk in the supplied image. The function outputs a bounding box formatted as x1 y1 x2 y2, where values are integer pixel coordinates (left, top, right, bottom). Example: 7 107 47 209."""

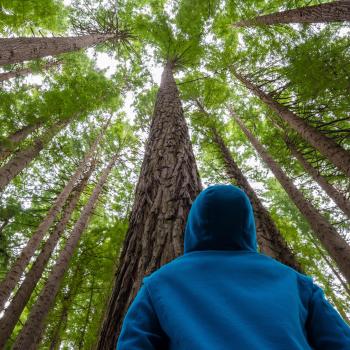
234 1 350 27
97 60 202 349
0 130 102 311
233 112 350 284
0 35 116 66
285 139 350 220
12 153 120 350
0 164 94 348
232 70 350 177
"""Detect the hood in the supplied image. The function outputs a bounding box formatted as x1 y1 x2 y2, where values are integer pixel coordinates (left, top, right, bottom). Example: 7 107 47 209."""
184 184 257 253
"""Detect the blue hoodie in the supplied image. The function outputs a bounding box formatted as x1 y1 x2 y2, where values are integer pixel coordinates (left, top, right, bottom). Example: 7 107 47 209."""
117 184 350 349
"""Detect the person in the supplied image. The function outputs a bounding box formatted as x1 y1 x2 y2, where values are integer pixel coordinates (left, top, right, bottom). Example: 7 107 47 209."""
117 184 350 349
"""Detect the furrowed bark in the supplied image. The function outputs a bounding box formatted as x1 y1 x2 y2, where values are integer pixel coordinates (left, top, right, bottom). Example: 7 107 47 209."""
286 139 350 220
233 113 350 284
0 127 104 311
232 70 350 177
0 35 115 66
234 1 350 27
0 164 93 348
12 153 119 350
97 61 202 349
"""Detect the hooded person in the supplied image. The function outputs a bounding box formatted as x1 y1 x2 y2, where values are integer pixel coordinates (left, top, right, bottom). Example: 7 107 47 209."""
117 184 350 349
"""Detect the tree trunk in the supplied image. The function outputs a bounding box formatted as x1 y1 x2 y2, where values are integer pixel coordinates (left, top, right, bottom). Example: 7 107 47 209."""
0 165 93 348
232 70 350 177
209 124 302 271
0 35 115 66
0 60 61 82
0 119 68 191
97 61 202 350
286 139 350 220
233 113 350 284
234 1 350 27
12 153 119 350
0 128 102 311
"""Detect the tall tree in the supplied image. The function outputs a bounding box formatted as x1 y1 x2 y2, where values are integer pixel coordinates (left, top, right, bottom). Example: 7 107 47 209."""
12 152 120 349
0 162 94 348
97 60 202 349
234 1 350 27
233 112 350 284
231 70 350 177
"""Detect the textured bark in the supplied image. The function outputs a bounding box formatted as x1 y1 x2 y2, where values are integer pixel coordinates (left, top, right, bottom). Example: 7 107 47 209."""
0 60 61 82
209 124 302 272
0 165 93 348
97 61 202 349
234 114 350 284
0 119 68 191
286 139 350 220
234 1 350 27
12 153 119 350
0 35 115 66
0 130 101 311
232 70 350 177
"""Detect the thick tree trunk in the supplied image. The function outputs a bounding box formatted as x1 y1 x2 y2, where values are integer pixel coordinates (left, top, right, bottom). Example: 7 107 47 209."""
0 60 61 82
286 139 350 219
0 119 68 191
0 130 101 311
233 113 350 284
97 61 202 349
0 35 115 66
209 125 302 271
234 1 350 27
0 165 93 348
232 70 350 177
12 153 119 350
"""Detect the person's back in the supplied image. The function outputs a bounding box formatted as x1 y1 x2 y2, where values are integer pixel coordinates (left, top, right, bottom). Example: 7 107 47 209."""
117 185 350 349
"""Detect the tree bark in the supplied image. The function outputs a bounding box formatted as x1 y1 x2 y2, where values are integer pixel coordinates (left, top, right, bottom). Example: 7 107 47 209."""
286 139 350 220
234 1 350 27
0 164 93 348
209 124 302 271
12 153 119 350
0 35 115 66
0 128 102 311
232 70 350 177
233 113 350 285
97 61 202 349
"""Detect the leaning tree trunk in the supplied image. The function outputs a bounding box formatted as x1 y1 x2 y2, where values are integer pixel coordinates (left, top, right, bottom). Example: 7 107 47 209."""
12 153 119 350
0 34 116 66
97 61 202 349
234 1 350 27
233 113 350 284
232 70 350 177
209 125 302 271
0 60 61 82
0 164 94 348
286 139 350 220
0 128 102 311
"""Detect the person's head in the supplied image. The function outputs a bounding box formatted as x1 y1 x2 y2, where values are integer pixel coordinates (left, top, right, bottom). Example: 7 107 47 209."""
184 184 257 253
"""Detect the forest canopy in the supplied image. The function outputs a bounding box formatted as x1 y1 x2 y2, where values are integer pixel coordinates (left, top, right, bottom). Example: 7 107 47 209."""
0 0 349 349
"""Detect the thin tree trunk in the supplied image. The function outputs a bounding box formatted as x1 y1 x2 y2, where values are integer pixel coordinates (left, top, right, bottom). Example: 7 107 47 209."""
97 60 202 349
0 119 68 191
234 1 350 27
12 153 119 350
0 60 61 82
286 139 350 219
0 165 93 348
232 70 350 177
0 34 115 66
233 113 350 284
0 128 102 311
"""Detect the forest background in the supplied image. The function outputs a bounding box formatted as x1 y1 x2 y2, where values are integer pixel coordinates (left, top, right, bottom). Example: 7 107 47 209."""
0 0 349 349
